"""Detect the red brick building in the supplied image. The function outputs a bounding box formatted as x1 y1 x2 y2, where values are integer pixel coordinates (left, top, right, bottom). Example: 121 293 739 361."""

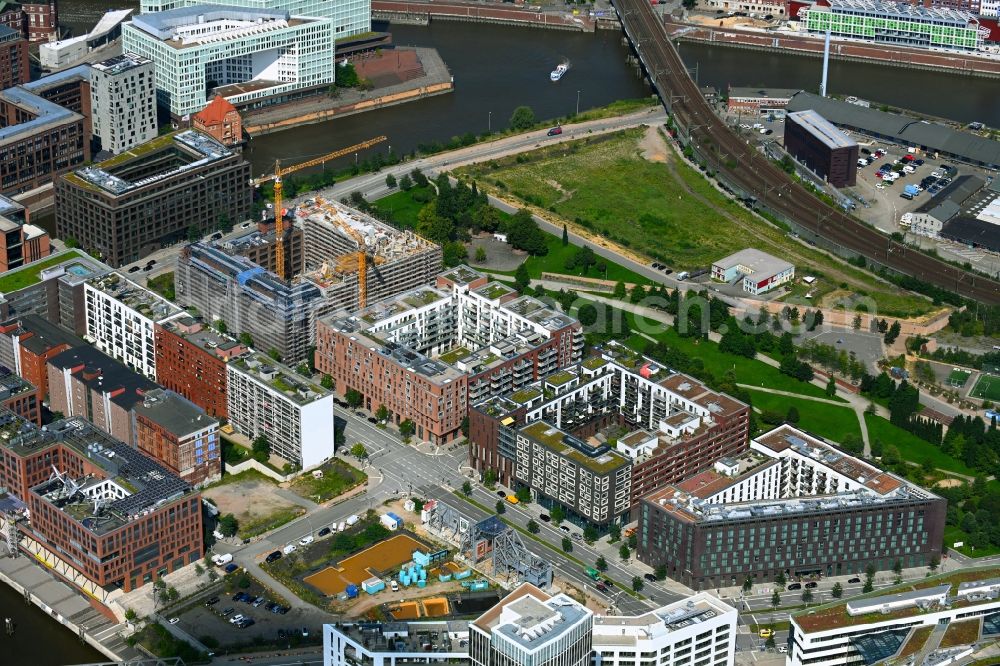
192 95 243 147
154 317 248 420
0 412 203 597
22 0 56 43
0 195 49 273
0 25 28 89
0 314 78 399
132 388 221 486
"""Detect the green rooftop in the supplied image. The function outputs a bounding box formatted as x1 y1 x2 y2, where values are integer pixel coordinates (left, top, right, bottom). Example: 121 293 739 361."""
439 346 473 364
0 250 87 294
582 356 609 370
545 370 577 387
521 421 628 474
403 289 443 308
510 387 542 404
479 283 514 300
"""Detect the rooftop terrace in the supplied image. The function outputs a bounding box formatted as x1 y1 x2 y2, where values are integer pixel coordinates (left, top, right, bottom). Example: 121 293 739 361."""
231 352 329 405
520 420 629 475
0 250 96 294
87 272 185 322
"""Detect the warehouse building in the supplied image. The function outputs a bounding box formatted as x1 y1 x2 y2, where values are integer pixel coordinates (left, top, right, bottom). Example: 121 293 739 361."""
176 200 441 364
55 131 252 267
785 109 859 187
803 0 981 51
726 86 799 116
905 174 985 238
711 248 794 294
637 424 946 589
123 6 336 119
786 91 1000 169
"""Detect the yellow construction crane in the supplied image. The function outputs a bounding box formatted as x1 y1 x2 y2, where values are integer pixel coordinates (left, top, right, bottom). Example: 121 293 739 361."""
316 195 385 309
251 136 387 280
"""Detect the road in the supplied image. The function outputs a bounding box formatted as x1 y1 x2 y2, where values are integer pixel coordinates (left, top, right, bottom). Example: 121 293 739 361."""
613 0 1000 305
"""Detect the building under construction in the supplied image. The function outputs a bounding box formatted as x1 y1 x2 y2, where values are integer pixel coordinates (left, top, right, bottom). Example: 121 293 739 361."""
175 199 441 363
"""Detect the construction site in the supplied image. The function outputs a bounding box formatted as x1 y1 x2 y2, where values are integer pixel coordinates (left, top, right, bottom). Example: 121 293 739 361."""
174 145 441 364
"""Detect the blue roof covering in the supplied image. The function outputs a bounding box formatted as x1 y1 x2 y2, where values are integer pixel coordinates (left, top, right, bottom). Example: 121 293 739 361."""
236 266 265 286
0 66 91 146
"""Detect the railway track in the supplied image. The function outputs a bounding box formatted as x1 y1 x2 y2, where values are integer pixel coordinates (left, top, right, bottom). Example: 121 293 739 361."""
613 0 1000 305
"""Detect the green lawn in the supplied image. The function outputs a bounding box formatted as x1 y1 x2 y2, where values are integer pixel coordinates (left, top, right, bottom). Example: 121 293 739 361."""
971 373 1000 401
864 413 977 476
522 234 652 285
370 186 434 229
458 129 937 318
288 460 366 502
944 525 1000 558
623 317 841 402
948 369 972 388
0 250 85 293
745 389 861 443
147 271 175 301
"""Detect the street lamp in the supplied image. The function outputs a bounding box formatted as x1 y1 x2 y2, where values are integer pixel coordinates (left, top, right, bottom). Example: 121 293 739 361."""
576 90 581 116
488 111 492 133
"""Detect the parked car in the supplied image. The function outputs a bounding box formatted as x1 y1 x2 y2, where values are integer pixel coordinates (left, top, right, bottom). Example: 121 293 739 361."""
547 126 563 136
252 596 266 607
367 417 378 424
241 222 252 229
221 607 235 617
805 581 818 589
496 490 507 498
265 550 282 563
299 535 315 546
302 627 310 637
168 617 180 625
539 514 550 522
758 628 773 638
205 596 219 606
210 232 223 241
644 573 657 582
318 527 331 537
229 614 245 624
560 525 571 533
278 629 287 639
238 619 255 629
224 563 238 574
787 583 802 590
848 577 862 584
127 266 141 273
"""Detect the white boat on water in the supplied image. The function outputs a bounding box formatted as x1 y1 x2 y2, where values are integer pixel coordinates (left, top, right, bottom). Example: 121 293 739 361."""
550 63 568 81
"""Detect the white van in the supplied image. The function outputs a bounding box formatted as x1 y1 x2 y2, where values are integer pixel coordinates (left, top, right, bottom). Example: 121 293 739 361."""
346 514 360 526
390 580 399 592
338 521 346 532
282 544 297 555
676 271 690 281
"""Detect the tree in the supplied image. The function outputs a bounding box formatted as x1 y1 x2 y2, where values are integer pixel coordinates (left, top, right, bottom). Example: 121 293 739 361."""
929 555 940 572
786 406 800 424
892 559 903 576
831 582 844 598
884 320 902 345
742 576 753 593
239 332 254 347
862 577 874 593
562 224 569 246
475 246 487 263
375 404 389 423
550 505 564 525
350 442 367 460
509 105 535 131
443 241 468 268
514 262 531 293
166 586 179 602
826 375 837 397
411 168 429 188
608 524 621 543
461 415 470 437
561 536 573 552
775 571 787 589
505 209 548 255
218 513 239 537
527 519 539 534
483 469 497 488
267 348 282 362
619 543 631 561
385 173 397 189
577 304 598 327
321 374 334 390
345 389 363 408
417 204 455 245
124 608 138 623
596 556 608 572
583 525 599 544
613 281 627 300
399 419 416 440
216 320 228 335
495 500 506 515
852 313 863 330
335 61 360 87
187 225 202 242
252 434 270 462
682 0 696 8
516 486 531 503
462 480 472 496
655 565 667 580
295 362 311 377
802 588 814 603
399 173 413 191
632 576 644 592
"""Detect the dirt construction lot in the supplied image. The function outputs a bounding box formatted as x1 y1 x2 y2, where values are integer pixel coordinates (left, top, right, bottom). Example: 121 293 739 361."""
304 534 424 595
203 476 303 536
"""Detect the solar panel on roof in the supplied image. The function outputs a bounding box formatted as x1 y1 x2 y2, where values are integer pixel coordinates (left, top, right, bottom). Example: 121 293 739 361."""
785 435 808 447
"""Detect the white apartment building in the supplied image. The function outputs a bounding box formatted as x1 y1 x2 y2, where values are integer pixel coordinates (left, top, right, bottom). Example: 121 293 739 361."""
226 351 334 469
123 5 335 118
89 53 158 154
322 586 738 666
139 0 371 38
592 593 737 666
469 584 593 666
789 569 1000 666
84 272 185 379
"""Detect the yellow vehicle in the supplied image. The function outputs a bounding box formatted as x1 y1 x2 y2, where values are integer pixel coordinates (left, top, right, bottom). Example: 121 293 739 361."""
758 628 773 639
506 494 519 505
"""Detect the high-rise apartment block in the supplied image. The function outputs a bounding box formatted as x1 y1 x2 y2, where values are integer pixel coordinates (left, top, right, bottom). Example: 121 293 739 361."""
469 342 749 526
0 411 202 600
176 201 440 363
637 424 946 589
227 350 335 469
55 131 251 267
84 272 186 379
0 25 28 90
139 0 371 39
89 53 157 155
315 265 584 445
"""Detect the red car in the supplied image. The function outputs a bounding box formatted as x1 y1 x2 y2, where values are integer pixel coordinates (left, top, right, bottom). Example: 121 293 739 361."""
547 126 563 136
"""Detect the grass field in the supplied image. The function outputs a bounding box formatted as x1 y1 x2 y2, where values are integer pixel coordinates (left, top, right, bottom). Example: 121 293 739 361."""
971 373 1000 401
944 525 1000 558
863 413 977 476
370 186 435 229
458 129 937 318
522 234 652 284
948 369 972 388
744 389 861 443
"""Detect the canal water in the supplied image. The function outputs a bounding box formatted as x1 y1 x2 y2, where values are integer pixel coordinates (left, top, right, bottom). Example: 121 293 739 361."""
0 579 105 665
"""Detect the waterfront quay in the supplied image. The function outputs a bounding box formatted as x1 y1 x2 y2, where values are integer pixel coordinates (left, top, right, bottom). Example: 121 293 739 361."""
373 0 598 31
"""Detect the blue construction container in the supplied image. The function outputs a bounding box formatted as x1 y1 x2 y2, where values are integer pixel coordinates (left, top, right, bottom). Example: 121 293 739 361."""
439 573 452 582
346 584 359 599
454 569 472 580
417 579 427 588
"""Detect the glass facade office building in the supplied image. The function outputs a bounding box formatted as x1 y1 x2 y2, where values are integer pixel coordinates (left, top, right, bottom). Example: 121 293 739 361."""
139 0 371 37
804 0 981 51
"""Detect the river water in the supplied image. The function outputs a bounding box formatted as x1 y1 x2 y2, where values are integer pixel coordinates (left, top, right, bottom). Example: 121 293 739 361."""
0 579 105 665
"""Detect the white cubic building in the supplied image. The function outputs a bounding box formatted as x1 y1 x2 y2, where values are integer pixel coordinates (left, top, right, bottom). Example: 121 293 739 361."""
122 5 336 119
84 272 185 379
90 53 158 154
226 351 335 469
138 0 370 40
592 593 737 666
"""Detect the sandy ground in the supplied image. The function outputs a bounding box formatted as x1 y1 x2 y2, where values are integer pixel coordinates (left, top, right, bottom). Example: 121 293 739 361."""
935 478 964 488
639 124 669 163
468 235 526 271
204 478 300 525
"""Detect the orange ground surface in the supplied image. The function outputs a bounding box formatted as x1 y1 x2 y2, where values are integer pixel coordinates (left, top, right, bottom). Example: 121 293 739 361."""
391 601 421 619
303 534 423 595
423 597 450 617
